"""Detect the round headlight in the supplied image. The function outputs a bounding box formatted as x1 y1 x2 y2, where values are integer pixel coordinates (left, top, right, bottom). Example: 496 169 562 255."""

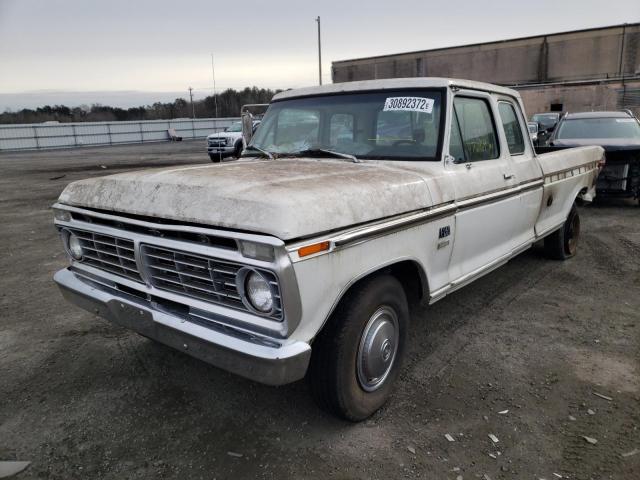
67 232 84 260
245 271 274 313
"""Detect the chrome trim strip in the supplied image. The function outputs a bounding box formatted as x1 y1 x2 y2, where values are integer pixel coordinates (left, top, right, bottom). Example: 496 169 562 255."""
429 239 534 303
333 203 457 247
543 161 599 184
288 178 546 260
53 203 284 247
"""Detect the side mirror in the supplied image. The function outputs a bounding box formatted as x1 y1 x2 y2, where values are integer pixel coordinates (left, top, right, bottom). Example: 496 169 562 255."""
241 111 254 147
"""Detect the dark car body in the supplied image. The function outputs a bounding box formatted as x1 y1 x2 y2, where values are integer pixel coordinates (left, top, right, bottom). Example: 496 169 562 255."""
546 111 640 202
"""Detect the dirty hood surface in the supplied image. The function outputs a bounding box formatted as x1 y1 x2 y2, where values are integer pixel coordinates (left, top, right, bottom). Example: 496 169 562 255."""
58 158 433 240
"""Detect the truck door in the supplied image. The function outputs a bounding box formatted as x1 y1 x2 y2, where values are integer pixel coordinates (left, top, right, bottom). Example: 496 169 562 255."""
494 97 544 248
446 92 521 283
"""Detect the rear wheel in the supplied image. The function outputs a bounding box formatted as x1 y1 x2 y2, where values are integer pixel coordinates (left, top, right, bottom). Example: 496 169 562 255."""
308 275 409 421
544 203 580 260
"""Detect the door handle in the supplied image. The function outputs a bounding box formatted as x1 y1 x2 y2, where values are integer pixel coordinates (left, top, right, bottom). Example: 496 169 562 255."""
503 173 515 180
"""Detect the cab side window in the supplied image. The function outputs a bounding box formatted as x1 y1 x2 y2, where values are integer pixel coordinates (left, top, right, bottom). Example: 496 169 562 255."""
498 102 525 155
452 97 499 161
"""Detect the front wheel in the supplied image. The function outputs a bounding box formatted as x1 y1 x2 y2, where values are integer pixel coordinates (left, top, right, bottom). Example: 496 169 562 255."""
209 153 223 163
544 203 581 260
308 275 409 421
234 142 243 158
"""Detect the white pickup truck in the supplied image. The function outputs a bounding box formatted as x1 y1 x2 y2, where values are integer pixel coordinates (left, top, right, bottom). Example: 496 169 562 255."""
53 78 603 420
206 120 260 162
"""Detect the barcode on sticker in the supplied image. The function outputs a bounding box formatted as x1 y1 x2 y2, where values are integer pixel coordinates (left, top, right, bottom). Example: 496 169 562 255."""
616 118 636 123
383 97 434 113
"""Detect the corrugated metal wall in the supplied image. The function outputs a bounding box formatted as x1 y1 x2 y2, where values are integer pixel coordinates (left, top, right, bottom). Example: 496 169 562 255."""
0 117 240 151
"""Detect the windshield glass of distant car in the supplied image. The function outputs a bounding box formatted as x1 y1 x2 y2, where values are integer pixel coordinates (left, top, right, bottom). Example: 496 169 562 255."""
248 89 443 160
556 117 640 139
532 114 558 130
225 122 242 132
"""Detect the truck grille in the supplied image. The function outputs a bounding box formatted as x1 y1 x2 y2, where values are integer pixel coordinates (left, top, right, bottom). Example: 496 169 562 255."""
141 245 282 319
70 229 142 282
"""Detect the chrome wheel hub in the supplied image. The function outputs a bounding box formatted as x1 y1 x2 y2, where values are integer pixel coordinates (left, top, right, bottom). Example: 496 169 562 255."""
356 306 399 392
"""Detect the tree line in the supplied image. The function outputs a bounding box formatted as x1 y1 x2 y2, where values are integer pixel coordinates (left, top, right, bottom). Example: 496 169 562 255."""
0 87 280 124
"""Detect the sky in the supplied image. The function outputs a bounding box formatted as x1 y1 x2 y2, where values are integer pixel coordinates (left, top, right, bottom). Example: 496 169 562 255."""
0 0 638 110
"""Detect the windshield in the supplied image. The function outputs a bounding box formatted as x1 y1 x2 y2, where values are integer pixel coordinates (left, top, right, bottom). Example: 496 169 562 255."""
532 113 558 129
225 122 242 132
247 89 443 160
556 117 640 139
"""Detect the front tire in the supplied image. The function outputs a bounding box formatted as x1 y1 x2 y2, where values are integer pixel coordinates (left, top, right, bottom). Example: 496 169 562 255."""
544 203 581 260
209 153 223 163
234 142 243 158
308 275 409 421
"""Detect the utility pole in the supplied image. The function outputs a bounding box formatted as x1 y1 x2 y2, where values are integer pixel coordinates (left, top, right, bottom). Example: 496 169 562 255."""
188 86 195 119
316 16 322 85
211 53 219 119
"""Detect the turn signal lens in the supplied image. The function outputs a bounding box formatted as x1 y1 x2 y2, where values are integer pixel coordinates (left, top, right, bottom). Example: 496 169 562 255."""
298 241 330 258
239 240 275 262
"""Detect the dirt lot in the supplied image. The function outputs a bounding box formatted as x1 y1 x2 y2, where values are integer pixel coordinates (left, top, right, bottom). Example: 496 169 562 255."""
1 142 639 480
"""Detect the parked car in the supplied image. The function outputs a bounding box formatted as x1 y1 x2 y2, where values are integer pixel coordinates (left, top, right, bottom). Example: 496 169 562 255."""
206 120 260 162
53 78 602 421
549 111 640 202
531 112 562 146
528 121 539 145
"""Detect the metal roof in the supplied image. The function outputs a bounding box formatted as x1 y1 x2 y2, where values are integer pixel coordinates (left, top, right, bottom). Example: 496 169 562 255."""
272 77 521 101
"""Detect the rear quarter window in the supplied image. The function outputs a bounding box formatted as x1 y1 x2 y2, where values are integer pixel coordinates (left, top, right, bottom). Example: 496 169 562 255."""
498 102 525 155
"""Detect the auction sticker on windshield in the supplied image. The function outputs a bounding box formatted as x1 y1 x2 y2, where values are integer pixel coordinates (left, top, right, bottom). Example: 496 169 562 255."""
383 97 434 113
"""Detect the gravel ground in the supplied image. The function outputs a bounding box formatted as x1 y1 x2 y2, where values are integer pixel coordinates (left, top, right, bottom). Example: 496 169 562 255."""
1 141 639 480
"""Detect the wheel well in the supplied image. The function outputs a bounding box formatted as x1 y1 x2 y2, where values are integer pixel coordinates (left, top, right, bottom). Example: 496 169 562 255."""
576 186 589 206
344 260 427 311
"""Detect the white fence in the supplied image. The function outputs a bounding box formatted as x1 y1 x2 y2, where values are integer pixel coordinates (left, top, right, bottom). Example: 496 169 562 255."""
0 117 240 151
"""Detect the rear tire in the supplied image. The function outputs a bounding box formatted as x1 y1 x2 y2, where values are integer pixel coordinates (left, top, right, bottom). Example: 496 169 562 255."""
544 203 580 260
308 275 409 421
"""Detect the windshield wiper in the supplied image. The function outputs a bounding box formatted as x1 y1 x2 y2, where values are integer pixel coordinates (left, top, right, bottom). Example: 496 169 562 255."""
243 145 274 159
295 148 360 163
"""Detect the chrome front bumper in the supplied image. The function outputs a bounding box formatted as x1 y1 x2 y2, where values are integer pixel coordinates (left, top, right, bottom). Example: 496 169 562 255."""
207 145 234 154
54 268 311 386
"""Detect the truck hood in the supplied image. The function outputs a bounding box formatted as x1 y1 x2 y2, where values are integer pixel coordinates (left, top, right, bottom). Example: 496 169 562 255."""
58 158 434 240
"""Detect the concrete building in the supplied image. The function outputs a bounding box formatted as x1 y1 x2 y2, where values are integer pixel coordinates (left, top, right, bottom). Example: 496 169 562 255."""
332 23 640 117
